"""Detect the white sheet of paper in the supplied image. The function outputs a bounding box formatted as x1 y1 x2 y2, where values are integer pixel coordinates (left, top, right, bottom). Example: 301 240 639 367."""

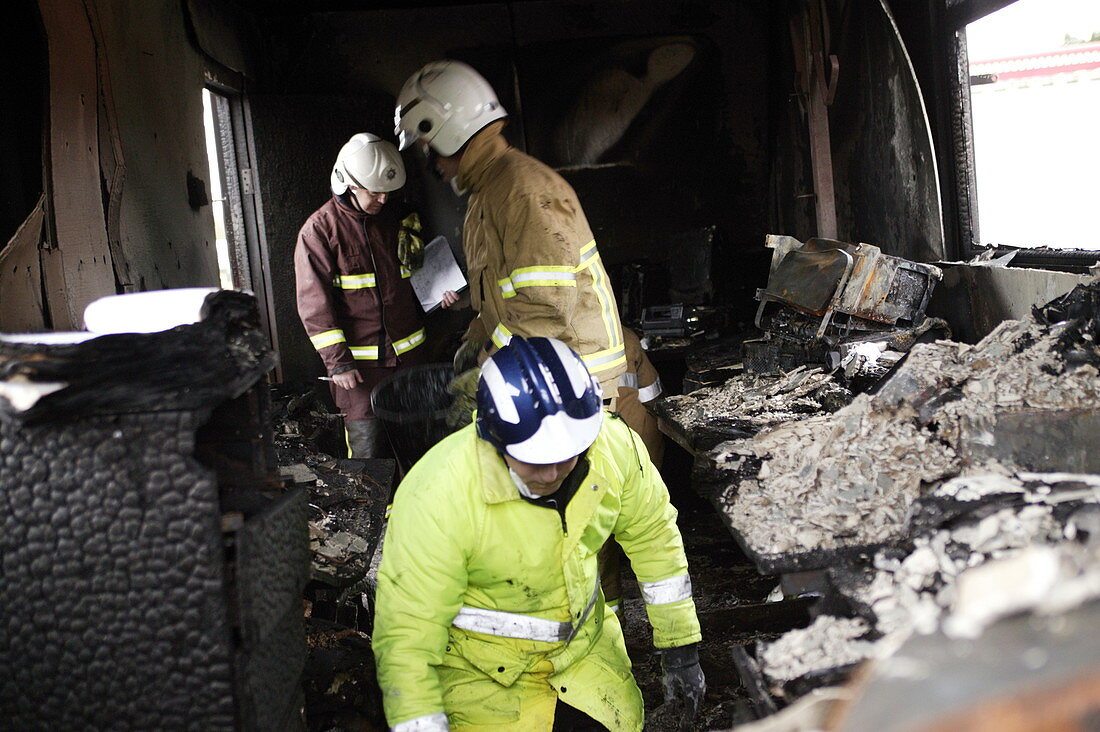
411 236 467 312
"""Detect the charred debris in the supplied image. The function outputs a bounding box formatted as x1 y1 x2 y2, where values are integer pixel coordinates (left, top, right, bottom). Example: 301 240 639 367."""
651 237 1100 727
1 251 1097 729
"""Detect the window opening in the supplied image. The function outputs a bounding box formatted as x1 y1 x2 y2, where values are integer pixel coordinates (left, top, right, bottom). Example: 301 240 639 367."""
965 0 1100 251
202 88 235 288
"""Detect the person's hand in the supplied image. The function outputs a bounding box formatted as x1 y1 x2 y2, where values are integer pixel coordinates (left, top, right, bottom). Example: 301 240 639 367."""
332 369 363 391
440 290 460 309
660 644 706 728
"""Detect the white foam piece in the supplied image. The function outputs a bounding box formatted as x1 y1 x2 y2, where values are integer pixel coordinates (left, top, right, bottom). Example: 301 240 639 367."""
83 287 219 334
0 332 97 345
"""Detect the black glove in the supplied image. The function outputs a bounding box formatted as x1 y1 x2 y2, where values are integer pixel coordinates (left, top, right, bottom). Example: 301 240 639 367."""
660 644 706 726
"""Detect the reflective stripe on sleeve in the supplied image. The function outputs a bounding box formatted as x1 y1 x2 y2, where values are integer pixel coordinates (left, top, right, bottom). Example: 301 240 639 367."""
490 322 513 349
638 377 663 403
582 344 627 375
452 606 571 643
640 574 692 605
618 372 639 389
400 266 412 279
573 240 622 350
310 329 346 350
498 277 516 299
333 273 377 289
349 345 380 360
393 328 426 354
509 265 577 289
392 712 449 732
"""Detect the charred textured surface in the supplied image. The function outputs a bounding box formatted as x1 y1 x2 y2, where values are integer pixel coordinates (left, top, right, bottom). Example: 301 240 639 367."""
0 293 307 728
236 491 310 648
0 411 236 728
0 290 275 424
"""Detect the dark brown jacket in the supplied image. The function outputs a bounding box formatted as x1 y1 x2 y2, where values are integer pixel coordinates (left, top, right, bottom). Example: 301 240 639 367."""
295 195 424 374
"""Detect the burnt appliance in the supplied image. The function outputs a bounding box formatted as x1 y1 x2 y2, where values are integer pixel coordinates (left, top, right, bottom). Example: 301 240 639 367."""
0 290 309 730
744 235 944 374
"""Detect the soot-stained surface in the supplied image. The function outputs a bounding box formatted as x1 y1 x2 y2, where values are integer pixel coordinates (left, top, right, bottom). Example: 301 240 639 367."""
0 411 237 728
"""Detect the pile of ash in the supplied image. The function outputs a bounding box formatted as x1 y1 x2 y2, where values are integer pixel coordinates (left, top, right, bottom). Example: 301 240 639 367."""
712 282 1100 567
654 366 853 440
756 471 1100 690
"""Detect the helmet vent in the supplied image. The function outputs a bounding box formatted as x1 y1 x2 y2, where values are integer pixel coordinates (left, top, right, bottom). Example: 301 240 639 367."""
419 119 433 133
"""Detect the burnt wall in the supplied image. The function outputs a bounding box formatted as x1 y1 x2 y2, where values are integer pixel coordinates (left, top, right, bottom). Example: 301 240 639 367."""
247 0 776 381
1 1 236 332
88 0 224 292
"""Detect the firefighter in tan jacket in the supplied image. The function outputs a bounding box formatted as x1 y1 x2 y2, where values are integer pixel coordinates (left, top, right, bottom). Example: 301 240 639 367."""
395 61 626 402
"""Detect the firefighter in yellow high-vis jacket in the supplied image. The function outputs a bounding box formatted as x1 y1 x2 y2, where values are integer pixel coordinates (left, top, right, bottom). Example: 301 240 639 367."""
372 337 704 731
395 61 626 403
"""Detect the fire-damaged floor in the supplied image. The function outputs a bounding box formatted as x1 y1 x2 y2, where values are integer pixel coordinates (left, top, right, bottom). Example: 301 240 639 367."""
274 387 807 731
278 280 1100 731
621 468 811 732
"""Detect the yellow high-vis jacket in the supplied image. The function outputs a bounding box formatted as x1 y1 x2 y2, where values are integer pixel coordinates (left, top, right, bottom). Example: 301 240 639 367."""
373 416 701 731
456 122 626 393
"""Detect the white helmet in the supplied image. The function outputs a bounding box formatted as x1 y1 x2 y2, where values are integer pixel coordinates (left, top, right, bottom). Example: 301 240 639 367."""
330 133 406 196
394 60 507 157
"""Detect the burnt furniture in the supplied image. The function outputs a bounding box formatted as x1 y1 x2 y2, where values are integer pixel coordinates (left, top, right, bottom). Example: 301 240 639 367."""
0 291 308 729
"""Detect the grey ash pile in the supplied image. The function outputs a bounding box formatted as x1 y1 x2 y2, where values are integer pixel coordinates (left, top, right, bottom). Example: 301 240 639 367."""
713 282 1100 566
757 471 1100 688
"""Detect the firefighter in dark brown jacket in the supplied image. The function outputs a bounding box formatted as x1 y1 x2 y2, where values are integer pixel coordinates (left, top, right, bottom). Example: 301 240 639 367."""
295 132 443 457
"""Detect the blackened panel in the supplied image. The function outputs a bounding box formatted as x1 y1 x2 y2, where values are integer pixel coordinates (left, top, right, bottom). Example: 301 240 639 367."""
829 0 945 261
236 489 310 647
0 411 236 729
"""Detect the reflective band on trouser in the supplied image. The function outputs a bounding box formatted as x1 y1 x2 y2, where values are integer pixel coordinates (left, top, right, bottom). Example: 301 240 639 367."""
452 606 571 643
392 712 449 732
333 273 377 289
490 322 513 349
349 345 380 360
310 329 346 350
582 345 627 376
638 378 662 403
393 328 425 355
574 240 623 351
618 372 639 389
640 574 692 605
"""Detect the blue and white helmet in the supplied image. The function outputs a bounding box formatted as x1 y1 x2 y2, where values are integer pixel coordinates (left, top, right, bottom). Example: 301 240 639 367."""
476 337 603 464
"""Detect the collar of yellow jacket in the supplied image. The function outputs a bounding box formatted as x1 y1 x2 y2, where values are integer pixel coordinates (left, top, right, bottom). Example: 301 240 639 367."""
473 429 525 505
457 121 509 194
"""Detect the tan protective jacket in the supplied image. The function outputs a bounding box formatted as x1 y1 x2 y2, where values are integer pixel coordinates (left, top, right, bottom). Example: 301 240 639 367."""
457 123 626 392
